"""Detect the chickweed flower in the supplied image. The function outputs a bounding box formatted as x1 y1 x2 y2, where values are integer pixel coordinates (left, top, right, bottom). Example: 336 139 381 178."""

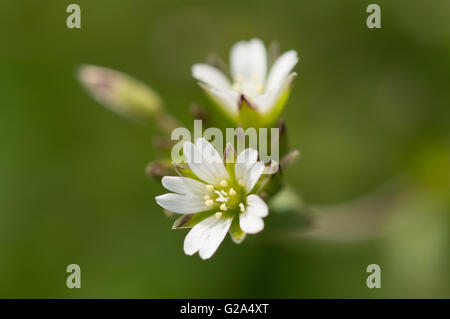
155 138 269 260
79 38 302 261
192 38 298 126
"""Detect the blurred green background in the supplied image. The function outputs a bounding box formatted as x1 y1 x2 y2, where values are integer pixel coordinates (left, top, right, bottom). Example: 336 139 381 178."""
1 0 449 298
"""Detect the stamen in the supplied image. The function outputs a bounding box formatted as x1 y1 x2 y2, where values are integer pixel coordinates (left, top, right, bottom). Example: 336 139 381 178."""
239 203 245 212
214 190 229 203
205 199 214 207
203 195 210 200
238 179 246 187
220 203 227 211
229 188 236 196
215 212 222 219
206 184 214 191
220 180 228 187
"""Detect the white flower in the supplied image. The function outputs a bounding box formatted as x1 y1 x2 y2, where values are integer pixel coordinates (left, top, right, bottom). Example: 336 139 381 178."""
155 138 269 260
192 38 298 122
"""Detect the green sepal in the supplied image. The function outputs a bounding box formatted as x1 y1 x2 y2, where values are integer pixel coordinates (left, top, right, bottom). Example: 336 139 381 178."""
198 82 239 125
260 73 296 127
228 216 246 244
172 211 213 229
172 162 203 182
238 94 262 128
254 161 284 200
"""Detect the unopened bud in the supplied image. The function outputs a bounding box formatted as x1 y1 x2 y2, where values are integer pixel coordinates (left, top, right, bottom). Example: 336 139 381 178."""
78 64 163 122
280 150 301 169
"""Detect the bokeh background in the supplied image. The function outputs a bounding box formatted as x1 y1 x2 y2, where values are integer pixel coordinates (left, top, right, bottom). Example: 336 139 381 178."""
1 0 449 298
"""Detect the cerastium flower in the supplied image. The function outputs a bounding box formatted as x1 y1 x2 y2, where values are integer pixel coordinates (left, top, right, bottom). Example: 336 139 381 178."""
155 138 269 260
78 37 302 261
192 38 298 126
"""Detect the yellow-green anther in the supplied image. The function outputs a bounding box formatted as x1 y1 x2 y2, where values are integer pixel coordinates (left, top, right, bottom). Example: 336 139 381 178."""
220 180 228 187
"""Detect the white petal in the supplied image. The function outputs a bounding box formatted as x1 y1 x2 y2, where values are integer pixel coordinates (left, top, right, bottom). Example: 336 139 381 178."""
266 50 298 91
199 217 232 259
200 83 239 117
239 195 268 234
161 176 207 197
183 141 216 184
155 193 208 214
235 148 261 192
253 72 296 113
192 63 231 90
183 139 230 185
252 88 277 113
236 148 258 165
239 210 264 234
195 138 230 181
183 215 218 255
230 38 267 82
246 194 269 217
244 161 265 193
183 215 232 259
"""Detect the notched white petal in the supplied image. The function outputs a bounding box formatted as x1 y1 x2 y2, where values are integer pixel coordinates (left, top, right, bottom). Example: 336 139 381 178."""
234 148 259 190
183 216 217 255
245 161 265 193
183 141 216 184
193 138 230 183
253 72 297 113
239 210 264 234
192 63 231 91
230 38 267 82
155 193 208 214
246 194 269 218
161 176 207 197
199 217 232 259
239 195 268 234
184 216 232 259
198 82 239 117
266 50 298 91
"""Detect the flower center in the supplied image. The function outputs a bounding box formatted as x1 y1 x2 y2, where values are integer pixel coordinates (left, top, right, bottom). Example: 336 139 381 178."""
231 74 264 98
203 179 247 218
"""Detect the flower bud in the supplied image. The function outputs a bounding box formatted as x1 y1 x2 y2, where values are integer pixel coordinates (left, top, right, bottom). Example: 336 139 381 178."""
78 64 163 122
